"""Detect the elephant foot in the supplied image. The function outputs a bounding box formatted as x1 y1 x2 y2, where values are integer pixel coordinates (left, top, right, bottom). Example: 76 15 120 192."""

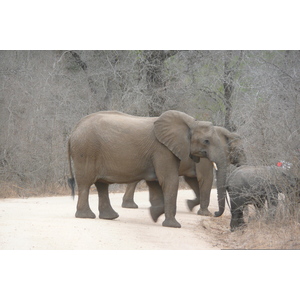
197 208 213 216
75 209 96 219
230 222 246 232
122 200 138 209
162 218 181 228
214 210 224 217
230 218 246 232
150 205 164 222
186 199 199 211
99 209 119 220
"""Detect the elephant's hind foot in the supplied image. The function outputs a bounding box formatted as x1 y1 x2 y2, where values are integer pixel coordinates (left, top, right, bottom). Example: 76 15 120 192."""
99 209 119 220
122 200 138 209
197 208 213 216
75 209 96 219
150 205 164 222
186 199 199 211
162 218 181 228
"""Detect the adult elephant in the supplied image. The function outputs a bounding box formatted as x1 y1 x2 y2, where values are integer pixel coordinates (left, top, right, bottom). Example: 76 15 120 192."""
122 126 246 216
68 110 228 228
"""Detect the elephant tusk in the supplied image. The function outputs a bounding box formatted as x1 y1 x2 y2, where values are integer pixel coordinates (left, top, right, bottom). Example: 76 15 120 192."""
213 162 218 170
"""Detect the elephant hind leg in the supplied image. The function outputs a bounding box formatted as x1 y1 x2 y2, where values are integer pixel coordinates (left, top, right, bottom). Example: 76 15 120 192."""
122 181 139 209
251 196 267 221
147 181 165 222
95 182 119 220
76 184 96 219
184 176 200 212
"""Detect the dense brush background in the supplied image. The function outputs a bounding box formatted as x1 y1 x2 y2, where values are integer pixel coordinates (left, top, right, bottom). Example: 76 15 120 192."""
1 50 299 198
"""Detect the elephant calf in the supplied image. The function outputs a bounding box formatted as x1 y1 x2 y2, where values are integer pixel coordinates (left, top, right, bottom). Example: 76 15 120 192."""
227 165 298 231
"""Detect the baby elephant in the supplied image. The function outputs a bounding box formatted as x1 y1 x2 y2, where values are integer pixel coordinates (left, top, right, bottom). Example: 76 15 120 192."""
227 165 296 231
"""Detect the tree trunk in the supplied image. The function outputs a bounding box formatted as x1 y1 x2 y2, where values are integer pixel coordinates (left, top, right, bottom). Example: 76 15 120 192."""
223 51 243 131
223 51 236 131
143 50 178 117
70 51 97 95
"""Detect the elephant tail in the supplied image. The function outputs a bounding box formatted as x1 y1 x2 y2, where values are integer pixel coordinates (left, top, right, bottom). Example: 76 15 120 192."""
67 138 75 198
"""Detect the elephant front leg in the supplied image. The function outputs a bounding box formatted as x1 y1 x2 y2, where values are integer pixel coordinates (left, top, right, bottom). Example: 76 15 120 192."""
95 182 119 220
230 208 246 231
163 191 181 228
76 185 96 219
161 179 181 228
147 180 181 228
197 179 213 216
152 154 181 228
230 201 246 231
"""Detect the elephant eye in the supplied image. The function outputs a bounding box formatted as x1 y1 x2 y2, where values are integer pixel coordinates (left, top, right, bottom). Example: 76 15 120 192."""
203 139 210 145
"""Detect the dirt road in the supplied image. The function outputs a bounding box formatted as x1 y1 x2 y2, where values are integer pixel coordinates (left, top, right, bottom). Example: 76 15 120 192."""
0 189 223 250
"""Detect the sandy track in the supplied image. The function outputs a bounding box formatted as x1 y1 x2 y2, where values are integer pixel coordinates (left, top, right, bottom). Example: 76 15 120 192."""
0 189 221 250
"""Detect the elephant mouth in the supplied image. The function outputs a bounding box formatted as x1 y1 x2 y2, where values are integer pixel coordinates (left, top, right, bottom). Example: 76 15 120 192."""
189 153 200 163
190 149 209 158
189 149 211 163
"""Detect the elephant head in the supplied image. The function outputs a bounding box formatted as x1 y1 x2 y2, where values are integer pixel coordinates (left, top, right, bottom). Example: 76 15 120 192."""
214 126 247 166
154 110 228 217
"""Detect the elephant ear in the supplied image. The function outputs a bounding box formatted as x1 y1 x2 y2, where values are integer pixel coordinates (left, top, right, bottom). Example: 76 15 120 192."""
154 110 195 161
215 126 241 148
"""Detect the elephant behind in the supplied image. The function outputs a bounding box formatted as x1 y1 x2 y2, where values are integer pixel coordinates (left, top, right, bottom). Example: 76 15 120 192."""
68 110 229 228
122 126 247 217
227 165 299 231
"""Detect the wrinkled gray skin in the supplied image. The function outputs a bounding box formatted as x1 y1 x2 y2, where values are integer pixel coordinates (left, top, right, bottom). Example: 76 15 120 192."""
122 126 247 217
227 165 298 231
68 110 229 228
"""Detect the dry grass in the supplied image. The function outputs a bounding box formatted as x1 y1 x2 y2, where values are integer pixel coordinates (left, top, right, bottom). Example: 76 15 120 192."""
0 181 72 198
199 204 300 250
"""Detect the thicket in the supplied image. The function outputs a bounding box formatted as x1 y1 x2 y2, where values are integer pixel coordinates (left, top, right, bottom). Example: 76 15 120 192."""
0 50 299 199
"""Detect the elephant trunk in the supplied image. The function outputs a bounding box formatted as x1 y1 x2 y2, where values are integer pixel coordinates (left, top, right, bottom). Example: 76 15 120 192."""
214 160 228 217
